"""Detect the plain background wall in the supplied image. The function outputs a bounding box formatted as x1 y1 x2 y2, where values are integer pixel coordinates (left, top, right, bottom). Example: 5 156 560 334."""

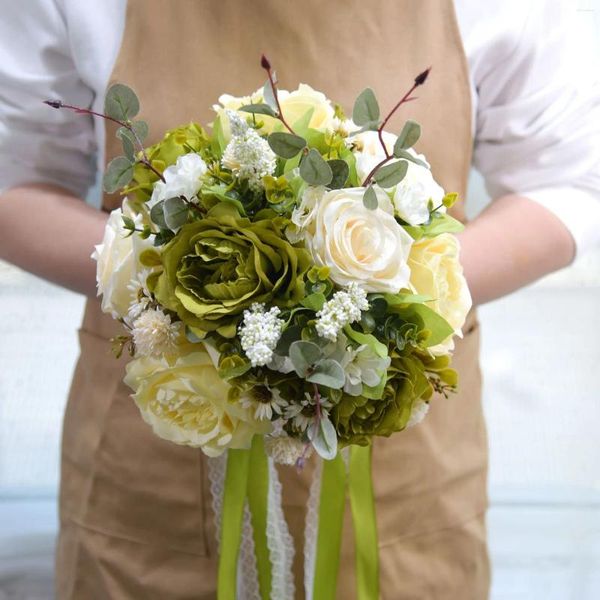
0 2 599 598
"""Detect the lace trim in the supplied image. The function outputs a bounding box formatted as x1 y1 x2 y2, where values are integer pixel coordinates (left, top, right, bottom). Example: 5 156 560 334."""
267 459 296 599
303 458 323 600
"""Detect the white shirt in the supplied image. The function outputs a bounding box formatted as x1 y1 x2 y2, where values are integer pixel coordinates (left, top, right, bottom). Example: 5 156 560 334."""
1 0 599 257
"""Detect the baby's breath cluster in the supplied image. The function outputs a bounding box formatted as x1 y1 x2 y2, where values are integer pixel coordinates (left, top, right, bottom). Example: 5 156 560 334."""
239 303 285 367
222 111 277 190
315 282 369 341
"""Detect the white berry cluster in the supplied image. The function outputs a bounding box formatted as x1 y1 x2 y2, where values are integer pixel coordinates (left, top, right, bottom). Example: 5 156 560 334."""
131 308 181 357
222 110 277 190
239 303 285 367
264 433 310 466
315 282 369 341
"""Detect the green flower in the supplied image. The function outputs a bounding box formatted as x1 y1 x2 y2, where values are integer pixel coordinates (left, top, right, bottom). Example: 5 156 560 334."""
332 353 432 446
153 203 311 338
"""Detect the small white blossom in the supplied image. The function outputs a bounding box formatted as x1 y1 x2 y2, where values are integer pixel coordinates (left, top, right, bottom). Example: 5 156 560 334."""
328 116 359 138
239 303 285 367
131 308 181 357
315 282 369 341
222 111 276 190
126 269 154 323
240 386 288 421
148 153 207 208
407 399 430 428
264 434 311 466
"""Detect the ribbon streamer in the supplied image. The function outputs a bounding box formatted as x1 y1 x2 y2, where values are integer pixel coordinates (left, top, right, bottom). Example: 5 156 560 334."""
349 444 380 600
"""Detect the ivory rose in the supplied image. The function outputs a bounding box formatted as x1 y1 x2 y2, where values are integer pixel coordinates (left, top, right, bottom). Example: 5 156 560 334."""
302 186 414 293
408 233 472 354
92 201 153 319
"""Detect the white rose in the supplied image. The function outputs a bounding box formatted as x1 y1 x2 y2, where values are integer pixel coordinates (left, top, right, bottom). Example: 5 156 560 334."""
148 152 207 208
92 201 153 319
408 233 472 355
353 130 397 183
392 156 445 225
303 187 414 293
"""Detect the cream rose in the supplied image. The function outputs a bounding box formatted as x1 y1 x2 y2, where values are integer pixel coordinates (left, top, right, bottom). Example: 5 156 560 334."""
408 233 472 354
124 344 271 457
302 186 414 293
92 201 153 319
216 83 335 135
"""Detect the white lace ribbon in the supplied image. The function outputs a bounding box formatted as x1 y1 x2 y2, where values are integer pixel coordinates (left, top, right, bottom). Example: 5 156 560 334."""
207 451 296 600
303 457 323 600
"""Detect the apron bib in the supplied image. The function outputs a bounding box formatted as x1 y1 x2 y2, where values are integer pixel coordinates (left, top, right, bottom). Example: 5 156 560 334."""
56 2 489 598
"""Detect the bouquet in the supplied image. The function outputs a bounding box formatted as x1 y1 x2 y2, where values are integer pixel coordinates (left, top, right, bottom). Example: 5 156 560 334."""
46 55 471 599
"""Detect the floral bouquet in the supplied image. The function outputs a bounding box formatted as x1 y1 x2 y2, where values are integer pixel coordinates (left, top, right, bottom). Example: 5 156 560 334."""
47 55 471 599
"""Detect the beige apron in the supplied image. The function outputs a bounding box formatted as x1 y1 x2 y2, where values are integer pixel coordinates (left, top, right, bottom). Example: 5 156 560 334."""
56 1 490 598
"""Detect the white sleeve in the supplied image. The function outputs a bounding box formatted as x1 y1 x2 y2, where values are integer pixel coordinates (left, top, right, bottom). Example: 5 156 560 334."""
471 0 600 257
0 0 97 197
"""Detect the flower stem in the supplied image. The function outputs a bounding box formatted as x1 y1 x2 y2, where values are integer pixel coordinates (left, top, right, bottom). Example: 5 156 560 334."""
260 54 296 135
43 100 166 183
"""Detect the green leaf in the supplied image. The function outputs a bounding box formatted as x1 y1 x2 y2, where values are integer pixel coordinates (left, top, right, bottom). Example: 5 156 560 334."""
268 132 306 158
306 359 346 389
274 325 302 355
394 148 428 169
299 148 333 186
344 327 388 359
239 103 278 118
289 340 323 376
353 88 380 126
120 133 135 161
122 215 135 230
103 156 134 193
300 292 326 312
308 416 338 460
117 121 149 146
394 120 421 153
373 160 408 188
150 200 167 228
327 159 349 189
421 213 464 237
363 185 378 210
153 228 175 246
163 196 189 230
104 83 139 121
291 108 315 137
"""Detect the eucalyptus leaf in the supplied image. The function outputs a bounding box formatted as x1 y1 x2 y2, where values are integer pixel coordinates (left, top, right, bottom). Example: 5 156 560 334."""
353 88 380 126
363 185 378 210
327 159 349 189
239 103 278 118
394 120 421 153
153 228 175 246
163 196 189 230
268 132 307 158
104 83 139 121
120 133 135 161
306 359 346 389
103 156 134 193
150 201 167 228
308 416 338 460
299 148 333 186
393 148 428 168
373 160 408 188
289 340 323 376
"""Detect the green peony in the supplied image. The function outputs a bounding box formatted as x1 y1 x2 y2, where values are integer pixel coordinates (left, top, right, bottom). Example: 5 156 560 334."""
153 204 311 338
332 353 432 446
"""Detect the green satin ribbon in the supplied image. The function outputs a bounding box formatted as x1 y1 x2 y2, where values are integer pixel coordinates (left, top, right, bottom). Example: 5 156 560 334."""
349 444 380 600
217 447 250 600
246 436 272 600
313 452 347 600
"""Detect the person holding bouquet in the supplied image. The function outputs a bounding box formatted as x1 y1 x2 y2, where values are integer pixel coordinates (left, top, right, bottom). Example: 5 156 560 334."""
0 1 599 599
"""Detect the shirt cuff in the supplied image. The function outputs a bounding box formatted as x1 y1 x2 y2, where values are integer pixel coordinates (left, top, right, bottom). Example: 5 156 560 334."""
520 186 600 260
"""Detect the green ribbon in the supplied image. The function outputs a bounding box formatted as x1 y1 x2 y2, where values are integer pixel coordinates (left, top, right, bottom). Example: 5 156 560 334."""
313 452 347 600
349 444 380 600
246 436 272 600
217 447 251 600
